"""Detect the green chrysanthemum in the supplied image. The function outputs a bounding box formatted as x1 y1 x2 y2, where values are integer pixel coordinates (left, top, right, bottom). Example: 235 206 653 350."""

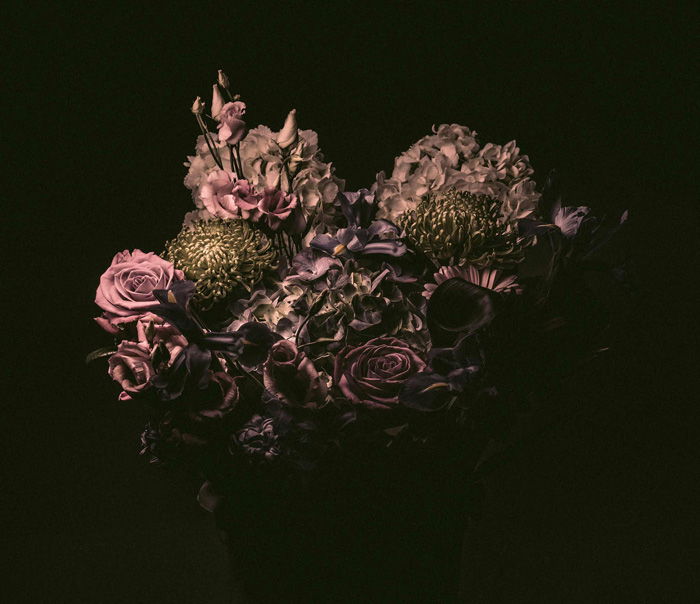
399 189 523 267
165 219 277 309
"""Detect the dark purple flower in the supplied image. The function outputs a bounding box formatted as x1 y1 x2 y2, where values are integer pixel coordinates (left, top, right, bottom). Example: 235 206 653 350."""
334 337 426 411
192 371 239 421
263 340 327 409
336 189 378 228
234 415 281 462
399 337 484 411
310 220 406 259
288 248 342 283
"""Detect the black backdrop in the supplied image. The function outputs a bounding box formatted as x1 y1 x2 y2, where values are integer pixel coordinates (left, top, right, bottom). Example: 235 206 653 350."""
4 3 695 603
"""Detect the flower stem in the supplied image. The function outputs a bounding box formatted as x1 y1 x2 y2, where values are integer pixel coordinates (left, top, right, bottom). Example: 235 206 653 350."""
195 115 224 170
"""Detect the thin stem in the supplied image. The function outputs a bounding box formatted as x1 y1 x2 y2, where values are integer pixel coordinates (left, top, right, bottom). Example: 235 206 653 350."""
195 115 224 170
190 306 233 373
234 143 244 178
227 144 236 175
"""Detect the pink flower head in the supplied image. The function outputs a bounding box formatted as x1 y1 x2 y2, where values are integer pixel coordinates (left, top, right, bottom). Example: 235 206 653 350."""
199 170 243 219
108 341 154 401
258 188 298 230
217 101 247 145
95 250 184 331
231 180 264 221
136 316 188 362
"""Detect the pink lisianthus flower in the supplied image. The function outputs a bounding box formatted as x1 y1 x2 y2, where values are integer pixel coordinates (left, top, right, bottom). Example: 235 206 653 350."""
136 316 188 362
108 341 154 401
199 170 246 219
217 101 247 145
257 188 298 230
95 250 184 332
233 185 298 231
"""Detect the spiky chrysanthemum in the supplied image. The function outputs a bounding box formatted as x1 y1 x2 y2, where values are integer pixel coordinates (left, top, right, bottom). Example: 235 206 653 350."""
165 219 277 309
399 189 523 267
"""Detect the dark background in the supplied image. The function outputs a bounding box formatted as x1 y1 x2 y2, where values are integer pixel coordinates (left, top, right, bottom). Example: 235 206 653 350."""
4 3 696 602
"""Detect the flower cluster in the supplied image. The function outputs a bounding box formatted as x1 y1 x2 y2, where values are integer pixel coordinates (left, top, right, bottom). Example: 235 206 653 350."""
90 71 628 508
372 123 540 224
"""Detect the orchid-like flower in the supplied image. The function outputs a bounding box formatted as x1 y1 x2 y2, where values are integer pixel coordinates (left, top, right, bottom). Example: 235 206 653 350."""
399 339 483 412
145 281 280 399
310 220 406 258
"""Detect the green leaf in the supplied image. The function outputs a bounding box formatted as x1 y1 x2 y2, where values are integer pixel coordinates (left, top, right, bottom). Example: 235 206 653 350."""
85 347 117 364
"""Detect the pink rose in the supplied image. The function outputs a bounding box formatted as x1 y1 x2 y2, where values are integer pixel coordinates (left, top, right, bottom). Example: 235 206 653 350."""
200 170 246 219
95 250 184 331
108 341 154 401
217 101 247 145
334 337 426 411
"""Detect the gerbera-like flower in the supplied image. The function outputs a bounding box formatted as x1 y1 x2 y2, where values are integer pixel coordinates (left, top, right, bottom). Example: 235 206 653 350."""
164 219 277 309
423 265 521 299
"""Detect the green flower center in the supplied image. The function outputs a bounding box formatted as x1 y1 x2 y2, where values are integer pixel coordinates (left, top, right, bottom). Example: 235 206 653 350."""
165 219 277 309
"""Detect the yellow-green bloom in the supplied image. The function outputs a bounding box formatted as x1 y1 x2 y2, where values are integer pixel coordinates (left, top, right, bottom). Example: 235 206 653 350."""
165 219 276 309
399 189 523 267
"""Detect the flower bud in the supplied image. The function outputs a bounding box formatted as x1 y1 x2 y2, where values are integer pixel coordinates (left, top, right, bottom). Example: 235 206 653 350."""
191 96 205 115
211 84 225 120
277 108 298 150
217 69 230 89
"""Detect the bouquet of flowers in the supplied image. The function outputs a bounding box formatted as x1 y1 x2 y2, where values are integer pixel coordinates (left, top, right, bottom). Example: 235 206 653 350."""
90 70 629 514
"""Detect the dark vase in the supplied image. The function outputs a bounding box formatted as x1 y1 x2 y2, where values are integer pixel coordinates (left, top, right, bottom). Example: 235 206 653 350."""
214 440 477 603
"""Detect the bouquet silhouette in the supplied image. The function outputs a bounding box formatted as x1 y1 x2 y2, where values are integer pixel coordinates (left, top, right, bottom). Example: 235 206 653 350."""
90 70 628 511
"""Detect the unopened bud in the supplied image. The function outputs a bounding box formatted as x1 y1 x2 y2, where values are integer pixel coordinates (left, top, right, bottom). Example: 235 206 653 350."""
217 69 230 89
191 96 205 115
211 84 225 120
277 109 298 150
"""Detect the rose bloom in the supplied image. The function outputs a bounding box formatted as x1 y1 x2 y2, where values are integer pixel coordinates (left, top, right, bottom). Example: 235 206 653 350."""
108 341 154 401
217 101 247 145
263 340 327 408
334 337 426 410
95 250 184 332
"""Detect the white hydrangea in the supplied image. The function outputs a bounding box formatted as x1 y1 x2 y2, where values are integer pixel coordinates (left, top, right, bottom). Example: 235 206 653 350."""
372 123 540 224
183 134 233 209
239 125 344 215
226 282 305 340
